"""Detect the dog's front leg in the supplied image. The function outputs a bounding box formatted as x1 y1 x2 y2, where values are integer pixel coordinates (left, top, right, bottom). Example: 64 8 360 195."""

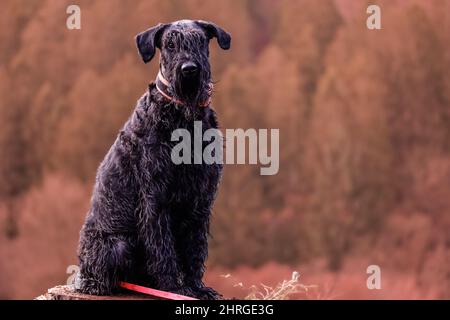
179 209 222 300
139 190 194 297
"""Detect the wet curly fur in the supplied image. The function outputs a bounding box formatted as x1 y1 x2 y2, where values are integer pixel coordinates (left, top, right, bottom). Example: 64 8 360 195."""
75 20 231 299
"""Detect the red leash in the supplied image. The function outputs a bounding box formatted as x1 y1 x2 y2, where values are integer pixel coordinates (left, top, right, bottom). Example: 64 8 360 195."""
119 281 198 300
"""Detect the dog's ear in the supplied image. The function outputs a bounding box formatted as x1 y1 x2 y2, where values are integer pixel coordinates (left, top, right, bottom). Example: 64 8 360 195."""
195 20 231 50
135 23 168 63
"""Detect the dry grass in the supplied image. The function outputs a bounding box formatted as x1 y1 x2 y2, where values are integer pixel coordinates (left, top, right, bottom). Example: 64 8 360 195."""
205 257 450 299
217 270 317 300
245 271 316 300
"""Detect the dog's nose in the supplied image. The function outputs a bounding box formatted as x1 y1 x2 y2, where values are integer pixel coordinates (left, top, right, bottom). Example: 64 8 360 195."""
181 62 198 76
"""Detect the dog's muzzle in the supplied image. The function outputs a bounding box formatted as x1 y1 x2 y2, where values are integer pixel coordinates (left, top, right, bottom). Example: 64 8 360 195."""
154 71 213 107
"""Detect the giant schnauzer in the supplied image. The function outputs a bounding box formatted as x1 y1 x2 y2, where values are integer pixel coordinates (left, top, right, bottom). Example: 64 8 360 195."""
75 20 231 300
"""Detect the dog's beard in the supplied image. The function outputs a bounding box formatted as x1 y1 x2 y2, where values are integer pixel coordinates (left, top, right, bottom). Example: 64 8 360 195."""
173 70 210 119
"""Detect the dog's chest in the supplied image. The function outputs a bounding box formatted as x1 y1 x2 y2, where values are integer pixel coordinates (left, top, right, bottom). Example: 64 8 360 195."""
167 118 221 200
142 110 222 205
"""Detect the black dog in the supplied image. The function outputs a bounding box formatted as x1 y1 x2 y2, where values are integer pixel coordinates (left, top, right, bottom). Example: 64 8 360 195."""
75 20 230 299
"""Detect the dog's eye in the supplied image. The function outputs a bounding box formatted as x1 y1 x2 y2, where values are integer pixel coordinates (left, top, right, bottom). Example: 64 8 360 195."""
167 40 175 50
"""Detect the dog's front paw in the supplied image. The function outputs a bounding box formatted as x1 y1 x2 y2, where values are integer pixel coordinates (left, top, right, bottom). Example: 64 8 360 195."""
193 286 223 300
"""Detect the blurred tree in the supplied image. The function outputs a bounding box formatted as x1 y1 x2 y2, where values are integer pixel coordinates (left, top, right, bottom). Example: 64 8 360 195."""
55 55 146 181
0 69 42 239
0 0 40 64
383 5 450 193
276 0 342 109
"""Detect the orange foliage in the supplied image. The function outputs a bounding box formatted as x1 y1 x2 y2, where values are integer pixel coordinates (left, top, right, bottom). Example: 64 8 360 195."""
0 0 449 299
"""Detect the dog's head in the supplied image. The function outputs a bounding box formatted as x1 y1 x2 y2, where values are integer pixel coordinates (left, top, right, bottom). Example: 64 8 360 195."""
136 20 231 106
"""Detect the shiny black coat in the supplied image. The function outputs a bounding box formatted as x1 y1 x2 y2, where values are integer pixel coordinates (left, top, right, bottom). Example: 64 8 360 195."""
76 84 222 299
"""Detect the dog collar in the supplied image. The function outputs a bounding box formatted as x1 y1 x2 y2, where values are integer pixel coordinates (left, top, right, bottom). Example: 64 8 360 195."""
154 71 213 107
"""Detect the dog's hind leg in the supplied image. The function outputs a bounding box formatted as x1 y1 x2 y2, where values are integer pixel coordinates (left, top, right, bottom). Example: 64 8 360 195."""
76 230 134 295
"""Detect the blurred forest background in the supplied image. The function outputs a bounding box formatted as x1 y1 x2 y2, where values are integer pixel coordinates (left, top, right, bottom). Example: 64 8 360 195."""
0 0 449 299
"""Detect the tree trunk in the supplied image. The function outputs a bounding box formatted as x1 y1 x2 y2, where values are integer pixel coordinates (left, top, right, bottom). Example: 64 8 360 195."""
35 285 154 300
